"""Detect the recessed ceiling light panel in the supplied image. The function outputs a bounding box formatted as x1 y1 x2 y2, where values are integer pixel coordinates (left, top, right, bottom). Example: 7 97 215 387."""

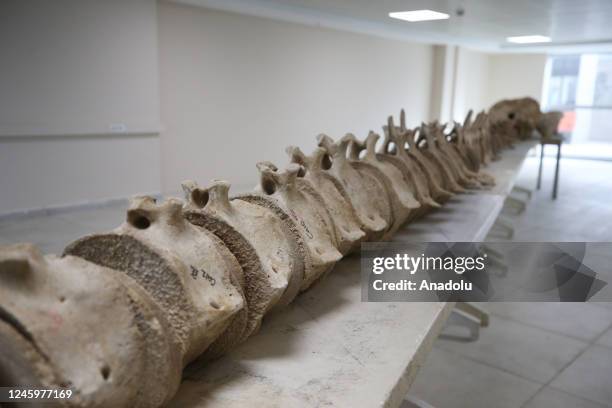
506 35 551 44
388 10 450 22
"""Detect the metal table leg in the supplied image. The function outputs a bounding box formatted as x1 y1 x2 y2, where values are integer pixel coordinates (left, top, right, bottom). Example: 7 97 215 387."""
553 143 561 199
537 144 544 190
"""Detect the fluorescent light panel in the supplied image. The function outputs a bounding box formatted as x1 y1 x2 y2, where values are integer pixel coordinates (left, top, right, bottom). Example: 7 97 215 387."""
389 10 450 22
506 35 551 44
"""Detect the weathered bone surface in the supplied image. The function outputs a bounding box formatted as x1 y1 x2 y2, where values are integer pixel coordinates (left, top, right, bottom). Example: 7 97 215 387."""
242 162 342 291
356 131 421 230
449 112 495 186
434 121 487 189
376 123 437 214
398 115 455 203
180 186 270 344
537 111 563 140
513 97 542 139
471 111 500 164
342 133 397 239
488 97 542 142
182 179 303 328
451 111 483 171
286 146 365 255
488 99 520 142
444 132 482 188
383 116 450 207
0 244 182 407
377 131 438 223
64 197 245 365
0 317 58 392
344 134 407 238
317 134 389 241
421 121 479 189
416 123 466 194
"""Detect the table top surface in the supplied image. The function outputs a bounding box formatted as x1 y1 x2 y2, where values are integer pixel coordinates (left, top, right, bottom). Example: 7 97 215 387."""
168 141 536 408
482 141 537 197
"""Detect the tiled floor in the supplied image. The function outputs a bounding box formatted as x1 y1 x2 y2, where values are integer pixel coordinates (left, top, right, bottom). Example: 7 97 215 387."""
408 156 612 408
0 203 129 255
0 156 611 407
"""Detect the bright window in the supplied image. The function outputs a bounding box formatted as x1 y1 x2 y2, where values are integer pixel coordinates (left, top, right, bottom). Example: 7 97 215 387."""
543 54 612 158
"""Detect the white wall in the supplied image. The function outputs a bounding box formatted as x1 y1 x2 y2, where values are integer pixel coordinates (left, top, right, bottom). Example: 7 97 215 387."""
453 47 491 122
0 136 161 213
486 53 547 107
429 46 492 124
158 1 434 193
434 47 547 124
0 0 161 215
0 0 160 137
428 45 448 122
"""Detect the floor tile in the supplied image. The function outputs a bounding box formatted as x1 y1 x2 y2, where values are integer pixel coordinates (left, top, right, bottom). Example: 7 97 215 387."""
0 213 90 255
0 234 13 245
590 302 612 310
56 203 127 232
587 243 612 257
550 345 612 406
509 225 593 243
596 327 612 348
408 347 540 408
524 387 609 408
484 302 612 341
437 315 589 383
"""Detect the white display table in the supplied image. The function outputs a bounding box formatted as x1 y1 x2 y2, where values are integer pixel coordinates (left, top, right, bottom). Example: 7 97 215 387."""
168 141 536 408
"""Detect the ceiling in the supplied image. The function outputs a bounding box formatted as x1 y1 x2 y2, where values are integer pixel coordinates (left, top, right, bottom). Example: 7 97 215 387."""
174 0 612 53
